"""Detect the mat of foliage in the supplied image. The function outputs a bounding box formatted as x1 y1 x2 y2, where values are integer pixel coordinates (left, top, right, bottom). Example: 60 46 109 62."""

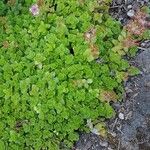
0 0 140 149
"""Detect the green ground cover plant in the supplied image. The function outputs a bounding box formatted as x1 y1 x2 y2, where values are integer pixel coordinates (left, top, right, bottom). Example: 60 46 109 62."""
0 0 149 149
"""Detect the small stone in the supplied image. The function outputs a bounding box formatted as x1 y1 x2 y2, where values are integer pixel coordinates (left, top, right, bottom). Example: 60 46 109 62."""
127 5 132 9
100 141 108 147
118 113 125 120
127 9 135 17
125 87 133 93
108 147 113 150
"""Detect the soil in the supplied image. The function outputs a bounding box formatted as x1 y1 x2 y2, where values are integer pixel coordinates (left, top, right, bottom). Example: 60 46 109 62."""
74 0 150 150
109 0 150 25
107 49 150 150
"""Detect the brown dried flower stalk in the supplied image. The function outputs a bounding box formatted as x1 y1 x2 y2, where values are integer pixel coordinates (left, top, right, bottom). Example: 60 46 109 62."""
125 9 150 36
90 44 99 59
84 28 96 42
122 35 140 48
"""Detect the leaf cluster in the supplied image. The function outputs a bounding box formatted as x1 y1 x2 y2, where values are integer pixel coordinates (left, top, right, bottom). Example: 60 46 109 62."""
0 0 140 149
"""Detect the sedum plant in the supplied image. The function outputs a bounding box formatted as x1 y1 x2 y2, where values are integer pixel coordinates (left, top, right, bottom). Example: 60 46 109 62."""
0 0 148 149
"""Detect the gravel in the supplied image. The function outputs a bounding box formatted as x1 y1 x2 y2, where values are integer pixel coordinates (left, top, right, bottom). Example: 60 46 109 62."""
127 9 135 17
118 113 125 120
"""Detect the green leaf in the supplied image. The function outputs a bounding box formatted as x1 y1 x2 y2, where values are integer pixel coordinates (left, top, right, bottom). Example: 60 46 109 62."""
38 21 48 34
104 103 115 118
83 49 94 62
128 66 141 76
9 131 17 142
68 132 79 142
66 14 79 29
94 122 107 137
0 140 5 150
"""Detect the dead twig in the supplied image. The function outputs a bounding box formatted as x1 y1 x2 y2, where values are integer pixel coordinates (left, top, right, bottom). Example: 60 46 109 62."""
117 140 121 150
112 118 118 131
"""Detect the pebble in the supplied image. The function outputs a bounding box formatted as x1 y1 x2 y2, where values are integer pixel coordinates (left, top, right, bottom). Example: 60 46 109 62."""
127 5 132 9
100 141 108 147
108 147 113 150
125 87 133 93
118 113 125 120
127 9 135 17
